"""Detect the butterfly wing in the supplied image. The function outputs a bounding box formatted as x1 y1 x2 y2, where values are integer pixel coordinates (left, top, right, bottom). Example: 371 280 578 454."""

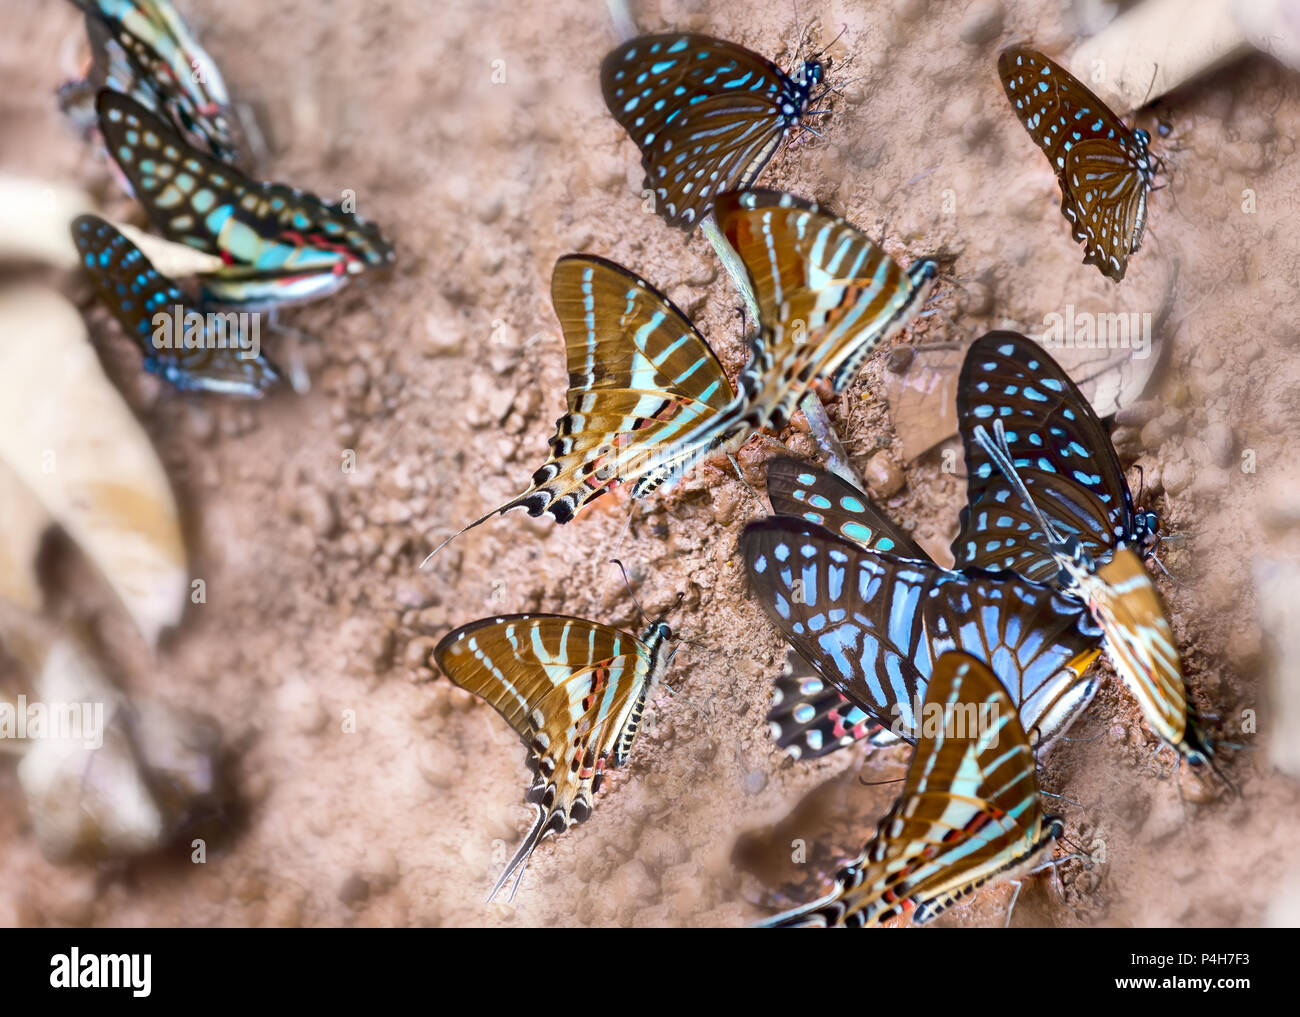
998 45 1154 281
762 458 921 757
765 456 928 557
434 613 656 898
602 34 816 230
434 256 736 548
767 650 889 759
71 215 281 397
95 90 394 305
714 189 938 433
66 0 243 164
743 518 1101 744
952 331 1139 582
1087 549 1209 762
762 651 1059 927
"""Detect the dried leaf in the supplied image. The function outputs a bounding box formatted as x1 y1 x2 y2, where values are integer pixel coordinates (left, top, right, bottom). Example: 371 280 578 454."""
0 174 223 278
0 461 50 611
0 175 94 268
0 285 187 643
13 631 224 862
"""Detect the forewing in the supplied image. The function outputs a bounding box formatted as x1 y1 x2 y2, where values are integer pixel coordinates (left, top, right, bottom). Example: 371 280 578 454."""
953 331 1136 580
601 34 800 230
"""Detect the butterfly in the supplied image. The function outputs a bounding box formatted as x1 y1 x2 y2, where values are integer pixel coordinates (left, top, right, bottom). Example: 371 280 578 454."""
72 215 282 397
952 331 1212 764
998 45 1156 282
602 33 828 230
428 255 736 556
434 611 675 900
95 89 395 309
60 0 244 166
743 515 1103 749
762 456 929 759
628 189 939 497
759 651 1064 927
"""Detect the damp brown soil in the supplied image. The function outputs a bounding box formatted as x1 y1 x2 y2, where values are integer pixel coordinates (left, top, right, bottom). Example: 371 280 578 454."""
1 0 1298 927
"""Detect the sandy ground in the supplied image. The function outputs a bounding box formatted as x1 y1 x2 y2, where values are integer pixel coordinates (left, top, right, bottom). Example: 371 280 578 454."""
1 0 1298 927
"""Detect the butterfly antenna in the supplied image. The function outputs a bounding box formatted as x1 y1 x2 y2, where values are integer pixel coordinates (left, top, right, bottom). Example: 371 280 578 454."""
857 774 905 786
819 24 849 59
658 682 714 724
728 453 766 509
1151 552 1186 587
974 420 1068 547
1202 753 1240 798
421 503 505 566
610 558 651 628
1003 880 1023 928
487 806 547 903
604 499 637 562
1040 789 1085 809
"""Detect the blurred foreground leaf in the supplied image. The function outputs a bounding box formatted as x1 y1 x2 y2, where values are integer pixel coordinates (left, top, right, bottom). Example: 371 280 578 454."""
0 285 186 643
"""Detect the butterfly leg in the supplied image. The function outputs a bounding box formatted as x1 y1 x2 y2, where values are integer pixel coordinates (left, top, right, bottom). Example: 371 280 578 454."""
262 310 319 394
1003 880 1023 928
728 453 766 508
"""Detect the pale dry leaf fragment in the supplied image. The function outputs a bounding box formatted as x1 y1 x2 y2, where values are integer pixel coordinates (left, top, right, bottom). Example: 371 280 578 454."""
0 460 51 611
13 630 224 862
883 343 964 463
0 175 95 269
114 224 226 279
0 285 186 643
0 175 223 280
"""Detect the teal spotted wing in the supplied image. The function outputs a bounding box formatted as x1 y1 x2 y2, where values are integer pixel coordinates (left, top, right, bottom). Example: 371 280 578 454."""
951 331 1155 583
601 34 826 231
71 215 281 397
762 457 925 758
998 45 1155 282
95 89 394 308
62 0 244 165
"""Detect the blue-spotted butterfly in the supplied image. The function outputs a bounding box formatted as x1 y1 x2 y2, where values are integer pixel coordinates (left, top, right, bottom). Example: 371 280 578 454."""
427 255 735 557
743 515 1103 749
434 612 675 901
602 34 828 230
762 456 928 759
998 45 1156 282
952 331 1212 765
759 651 1064 927
629 189 939 497
95 89 394 309
72 215 281 397
60 0 244 166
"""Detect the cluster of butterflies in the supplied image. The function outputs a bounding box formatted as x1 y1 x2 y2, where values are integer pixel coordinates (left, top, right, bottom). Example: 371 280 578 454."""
424 24 1197 926
55 6 1187 924
60 0 394 396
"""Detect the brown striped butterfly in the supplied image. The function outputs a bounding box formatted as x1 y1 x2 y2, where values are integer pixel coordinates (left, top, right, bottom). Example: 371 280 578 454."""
434 610 675 901
998 45 1156 282
426 254 736 558
759 650 1063 927
95 89 394 309
953 331 1213 766
629 190 939 496
602 33 830 230
61 0 245 166
742 514 1103 750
